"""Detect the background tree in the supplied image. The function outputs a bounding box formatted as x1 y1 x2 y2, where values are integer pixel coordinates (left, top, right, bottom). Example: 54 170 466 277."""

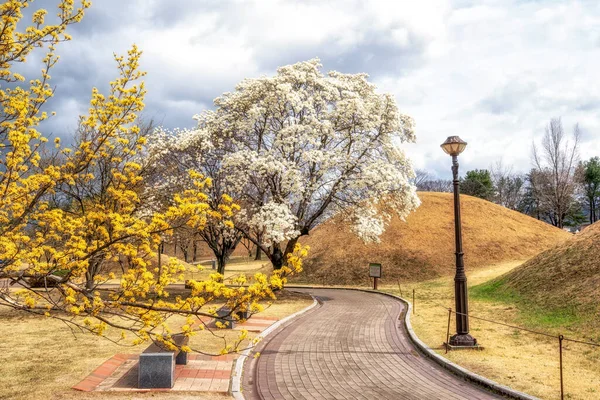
413 169 430 188
146 126 244 274
490 161 526 210
49 116 159 290
188 59 420 269
576 157 600 224
520 170 542 219
461 169 494 200
416 178 452 192
531 118 580 228
414 169 453 193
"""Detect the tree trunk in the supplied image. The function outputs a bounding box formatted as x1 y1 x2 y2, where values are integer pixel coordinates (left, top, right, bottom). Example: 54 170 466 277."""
283 237 299 262
217 255 226 275
86 257 102 291
271 237 300 270
85 269 95 291
254 246 262 260
254 232 263 260
271 244 284 270
157 246 162 276
193 241 197 262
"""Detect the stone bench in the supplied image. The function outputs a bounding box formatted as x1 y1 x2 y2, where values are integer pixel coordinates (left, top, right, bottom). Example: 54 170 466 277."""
216 307 236 329
138 334 189 389
215 304 253 329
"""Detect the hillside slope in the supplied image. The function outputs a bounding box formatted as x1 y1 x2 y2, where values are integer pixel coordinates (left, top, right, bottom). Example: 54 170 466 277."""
297 192 569 285
489 221 600 313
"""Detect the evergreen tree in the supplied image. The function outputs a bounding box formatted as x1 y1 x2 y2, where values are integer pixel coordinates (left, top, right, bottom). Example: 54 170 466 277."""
461 169 494 200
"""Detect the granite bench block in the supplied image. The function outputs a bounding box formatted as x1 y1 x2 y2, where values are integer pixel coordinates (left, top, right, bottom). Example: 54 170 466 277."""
216 308 236 329
175 349 188 365
138 353 175 389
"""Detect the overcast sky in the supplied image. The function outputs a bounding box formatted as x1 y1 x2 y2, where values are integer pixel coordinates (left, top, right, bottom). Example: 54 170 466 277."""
29 0 600 178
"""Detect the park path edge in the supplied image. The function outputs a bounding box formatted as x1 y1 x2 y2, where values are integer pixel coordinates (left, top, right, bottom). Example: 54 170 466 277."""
230 294 319 399
284 286 540 400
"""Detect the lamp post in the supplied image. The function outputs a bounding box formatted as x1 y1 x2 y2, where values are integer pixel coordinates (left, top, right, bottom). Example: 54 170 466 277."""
441 136 477 347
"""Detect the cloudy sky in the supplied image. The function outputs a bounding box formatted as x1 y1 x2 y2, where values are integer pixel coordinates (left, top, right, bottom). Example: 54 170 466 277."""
28 0 600 177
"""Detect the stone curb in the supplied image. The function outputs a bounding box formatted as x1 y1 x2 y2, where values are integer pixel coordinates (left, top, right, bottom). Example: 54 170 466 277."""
230 295 319 400
286 285 540 400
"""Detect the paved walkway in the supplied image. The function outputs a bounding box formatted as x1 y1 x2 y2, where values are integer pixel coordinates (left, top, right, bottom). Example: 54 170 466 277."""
245 289 502 400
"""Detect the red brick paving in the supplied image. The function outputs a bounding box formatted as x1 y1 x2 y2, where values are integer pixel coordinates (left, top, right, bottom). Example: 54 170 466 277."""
73 354 234 393
236 318 277 332
72 317 276 394
72 354 132 391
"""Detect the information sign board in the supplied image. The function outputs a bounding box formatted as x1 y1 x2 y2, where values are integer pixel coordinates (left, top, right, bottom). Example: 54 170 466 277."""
369 263 382 278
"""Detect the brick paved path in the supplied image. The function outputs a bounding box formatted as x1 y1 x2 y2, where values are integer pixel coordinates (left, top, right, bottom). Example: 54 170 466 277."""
247 289 502 400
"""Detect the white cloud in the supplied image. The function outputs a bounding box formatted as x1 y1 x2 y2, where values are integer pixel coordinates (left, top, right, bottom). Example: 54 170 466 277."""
29 0 600 176
378 0 600 176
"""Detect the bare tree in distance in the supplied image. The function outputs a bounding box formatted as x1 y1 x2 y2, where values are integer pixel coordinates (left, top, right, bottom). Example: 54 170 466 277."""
414 169 431 188
490 160 526 210
413 169 453 193
520 169 543 219
417 178 453 192
531 118 581 228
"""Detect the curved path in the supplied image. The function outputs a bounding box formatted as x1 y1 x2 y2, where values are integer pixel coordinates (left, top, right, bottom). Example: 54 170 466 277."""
244 289 502 400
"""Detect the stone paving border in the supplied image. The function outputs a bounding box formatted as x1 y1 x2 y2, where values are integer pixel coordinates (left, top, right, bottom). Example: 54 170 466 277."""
73 353 235 393
286 286 540 400
73 354 132 392
231 296 319 400
73 315 286 396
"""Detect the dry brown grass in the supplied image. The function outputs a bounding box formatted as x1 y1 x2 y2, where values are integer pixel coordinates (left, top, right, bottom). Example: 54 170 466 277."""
182 258 272 283
157 239 251 266
0 290 312 400
297 192 570 285
50 391 229 400
101 256 272 286
385 261 600 400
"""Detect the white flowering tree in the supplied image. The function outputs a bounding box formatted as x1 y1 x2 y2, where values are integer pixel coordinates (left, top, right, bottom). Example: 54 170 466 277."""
145 126 244 274
194 59 420 269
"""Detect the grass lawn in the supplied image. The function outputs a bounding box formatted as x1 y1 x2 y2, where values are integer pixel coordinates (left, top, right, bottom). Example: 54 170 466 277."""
0 287 313 400
382 261 600 400
100 255 272 286
182 256 272 282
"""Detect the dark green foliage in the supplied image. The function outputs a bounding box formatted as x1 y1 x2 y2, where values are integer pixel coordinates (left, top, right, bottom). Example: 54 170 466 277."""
579 157 600 224
461 169 494 200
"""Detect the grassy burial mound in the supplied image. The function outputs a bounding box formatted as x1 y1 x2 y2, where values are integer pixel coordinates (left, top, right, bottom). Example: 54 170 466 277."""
297 192 569 285
475 221 600 320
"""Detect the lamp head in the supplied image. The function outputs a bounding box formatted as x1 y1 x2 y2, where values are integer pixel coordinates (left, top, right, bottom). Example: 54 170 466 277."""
441 136 467 156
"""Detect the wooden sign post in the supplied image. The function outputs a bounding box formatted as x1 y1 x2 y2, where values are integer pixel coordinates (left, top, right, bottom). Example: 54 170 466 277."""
369 263 382 290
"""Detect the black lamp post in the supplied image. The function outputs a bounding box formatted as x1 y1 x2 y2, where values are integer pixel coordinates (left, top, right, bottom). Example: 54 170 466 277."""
441 136 477 347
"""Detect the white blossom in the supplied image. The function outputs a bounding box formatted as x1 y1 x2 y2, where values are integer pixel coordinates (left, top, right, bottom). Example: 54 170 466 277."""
247 202 300 247
351 207 386 243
